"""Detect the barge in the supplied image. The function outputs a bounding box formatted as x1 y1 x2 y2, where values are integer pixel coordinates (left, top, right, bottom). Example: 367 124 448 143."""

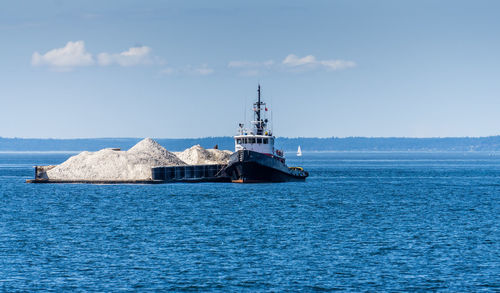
28 164 230 184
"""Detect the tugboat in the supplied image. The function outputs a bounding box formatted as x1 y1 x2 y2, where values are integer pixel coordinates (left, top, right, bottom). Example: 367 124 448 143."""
224 85 309 183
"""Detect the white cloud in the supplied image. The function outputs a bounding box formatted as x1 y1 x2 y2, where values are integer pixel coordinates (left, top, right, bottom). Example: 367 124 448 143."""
97 46 156 67
282 54 317 67
31 41 94 69
319 59 356 70
228 55 355 75
31 42 163 70
283 54 356 71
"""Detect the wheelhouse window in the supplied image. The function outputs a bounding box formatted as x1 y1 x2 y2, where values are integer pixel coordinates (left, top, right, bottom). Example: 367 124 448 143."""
257 138 262 144
236 138 242 144
249 138 256 144
263 138 268 144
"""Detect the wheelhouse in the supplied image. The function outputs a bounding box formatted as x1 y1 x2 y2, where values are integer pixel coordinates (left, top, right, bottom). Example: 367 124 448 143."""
234 134 274 156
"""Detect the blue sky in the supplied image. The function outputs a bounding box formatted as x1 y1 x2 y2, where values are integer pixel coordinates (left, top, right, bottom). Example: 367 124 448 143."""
1 0 499 138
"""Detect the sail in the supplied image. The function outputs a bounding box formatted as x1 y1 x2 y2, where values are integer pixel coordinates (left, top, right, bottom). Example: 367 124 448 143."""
297 146 302 157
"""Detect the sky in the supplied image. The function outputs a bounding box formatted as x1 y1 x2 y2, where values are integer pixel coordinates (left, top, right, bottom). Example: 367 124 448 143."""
1 0 499 138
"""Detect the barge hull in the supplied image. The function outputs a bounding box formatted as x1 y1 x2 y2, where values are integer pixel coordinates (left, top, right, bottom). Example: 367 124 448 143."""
26 179 162 184
152 164 230 182
28 164 231 184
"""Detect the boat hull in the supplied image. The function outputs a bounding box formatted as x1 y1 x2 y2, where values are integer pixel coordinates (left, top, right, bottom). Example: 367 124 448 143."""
224 150 308 183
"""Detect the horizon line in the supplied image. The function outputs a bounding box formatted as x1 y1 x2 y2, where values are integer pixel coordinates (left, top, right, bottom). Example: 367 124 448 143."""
2 135 500 140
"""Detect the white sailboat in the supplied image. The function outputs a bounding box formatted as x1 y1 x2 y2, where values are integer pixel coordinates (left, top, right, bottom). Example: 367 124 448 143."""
297 145 302 157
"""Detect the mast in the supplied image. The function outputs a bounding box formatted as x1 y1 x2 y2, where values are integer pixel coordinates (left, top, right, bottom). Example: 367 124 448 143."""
257 85 261 124
254 84 264 135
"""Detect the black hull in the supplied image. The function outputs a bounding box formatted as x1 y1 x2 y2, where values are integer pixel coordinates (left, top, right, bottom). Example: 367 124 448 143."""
224 150 308 183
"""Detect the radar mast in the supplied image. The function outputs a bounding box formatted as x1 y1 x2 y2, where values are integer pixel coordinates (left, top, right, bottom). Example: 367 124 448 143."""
253 84 267 135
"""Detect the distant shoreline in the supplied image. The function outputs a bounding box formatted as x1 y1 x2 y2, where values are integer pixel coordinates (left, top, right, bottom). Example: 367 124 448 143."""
2 136 500 152
4 150 500 155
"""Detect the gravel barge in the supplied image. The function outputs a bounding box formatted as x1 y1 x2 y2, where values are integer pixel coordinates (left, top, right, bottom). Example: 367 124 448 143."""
26 138 234 184
26 86 308 184
27 164 231 184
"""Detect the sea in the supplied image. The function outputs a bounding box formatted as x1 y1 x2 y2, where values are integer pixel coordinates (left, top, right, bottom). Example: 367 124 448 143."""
0 151 498 291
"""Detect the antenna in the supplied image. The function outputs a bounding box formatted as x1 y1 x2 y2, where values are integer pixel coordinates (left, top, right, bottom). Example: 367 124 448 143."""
257 84 261 122
244 94 247 128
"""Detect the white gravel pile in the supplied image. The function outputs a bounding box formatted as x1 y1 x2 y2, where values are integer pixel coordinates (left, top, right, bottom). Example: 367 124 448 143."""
46 138 186 180
174 145 233 165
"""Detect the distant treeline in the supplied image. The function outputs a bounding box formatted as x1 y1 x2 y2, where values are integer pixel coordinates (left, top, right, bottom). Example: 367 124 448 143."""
2 136 500 152
278 136 500 152
0 137 234 152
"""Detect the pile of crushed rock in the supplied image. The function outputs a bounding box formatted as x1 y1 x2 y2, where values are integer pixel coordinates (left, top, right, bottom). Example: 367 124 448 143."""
174 145 232 165
45 138 232 181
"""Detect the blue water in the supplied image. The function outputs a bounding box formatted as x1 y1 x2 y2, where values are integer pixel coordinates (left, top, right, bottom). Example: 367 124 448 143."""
0 152 499 291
